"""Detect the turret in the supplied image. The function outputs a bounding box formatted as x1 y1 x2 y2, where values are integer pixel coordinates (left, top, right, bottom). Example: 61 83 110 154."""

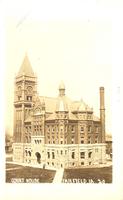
59 81 65 96
13 54 37 143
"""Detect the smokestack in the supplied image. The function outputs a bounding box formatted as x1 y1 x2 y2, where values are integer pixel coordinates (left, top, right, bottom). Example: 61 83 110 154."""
100 87 105 143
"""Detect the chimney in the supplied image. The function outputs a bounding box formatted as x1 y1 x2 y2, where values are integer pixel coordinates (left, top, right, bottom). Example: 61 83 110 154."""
100 87 105 143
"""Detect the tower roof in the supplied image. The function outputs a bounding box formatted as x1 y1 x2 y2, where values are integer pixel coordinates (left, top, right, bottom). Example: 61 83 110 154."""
59 81 65 90
17 54 35 77
56 96 68 112
78 99 87 111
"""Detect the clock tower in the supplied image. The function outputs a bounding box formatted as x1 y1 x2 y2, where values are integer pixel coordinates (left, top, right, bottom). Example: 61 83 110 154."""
13 54 37 143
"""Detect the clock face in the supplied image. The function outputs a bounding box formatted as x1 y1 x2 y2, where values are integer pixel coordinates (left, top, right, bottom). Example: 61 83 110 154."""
27 86 33 94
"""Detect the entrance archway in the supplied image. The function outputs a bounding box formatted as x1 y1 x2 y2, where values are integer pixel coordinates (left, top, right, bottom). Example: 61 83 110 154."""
35 152 41 164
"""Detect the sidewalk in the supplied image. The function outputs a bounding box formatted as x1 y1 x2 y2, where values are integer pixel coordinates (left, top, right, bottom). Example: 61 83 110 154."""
6 161 64 183
53 168 64 183
6 167 23 171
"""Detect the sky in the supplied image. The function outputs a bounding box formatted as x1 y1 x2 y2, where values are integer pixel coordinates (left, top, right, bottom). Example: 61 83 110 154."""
4 1 113 135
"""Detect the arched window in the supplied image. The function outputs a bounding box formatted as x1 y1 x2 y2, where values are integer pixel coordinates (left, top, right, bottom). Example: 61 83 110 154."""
28 151 31 156
88 152 92 158
27 86 33 94
25 150 28 156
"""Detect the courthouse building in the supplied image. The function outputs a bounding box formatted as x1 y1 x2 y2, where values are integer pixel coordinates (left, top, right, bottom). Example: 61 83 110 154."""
13 54 106 168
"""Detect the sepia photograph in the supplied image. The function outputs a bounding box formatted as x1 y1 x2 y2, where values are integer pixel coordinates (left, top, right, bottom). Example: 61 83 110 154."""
1 0 123 199
5 17 112 184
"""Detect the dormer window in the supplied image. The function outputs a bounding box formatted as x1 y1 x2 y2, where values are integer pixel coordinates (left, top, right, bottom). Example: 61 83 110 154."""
27 96 32 101
88 126 91 132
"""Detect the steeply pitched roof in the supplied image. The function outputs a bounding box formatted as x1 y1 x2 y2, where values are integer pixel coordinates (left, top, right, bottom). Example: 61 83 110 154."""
17 54 35 77
70 100 92 112
68 112 78 120
45 113 56 120
39 96 57 113
56 96 69 112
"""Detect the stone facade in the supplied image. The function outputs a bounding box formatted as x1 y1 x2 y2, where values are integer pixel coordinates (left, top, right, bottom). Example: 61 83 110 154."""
13 55 106 168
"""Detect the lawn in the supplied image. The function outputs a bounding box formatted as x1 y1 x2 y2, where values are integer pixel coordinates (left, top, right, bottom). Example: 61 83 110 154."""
63 166 112 183
6 164 56 183
6 163 112 183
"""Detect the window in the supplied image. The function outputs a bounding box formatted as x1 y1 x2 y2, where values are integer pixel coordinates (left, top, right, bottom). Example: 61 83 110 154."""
71 126 75 132
29 136 31 142
25 150 28 156
88 136 91 143
96 126 99 133
18 96 21 101
61 150 63 155
81 162 84 165
47 152 50 158
95 136 98 143
27 96 32 101
25 136 28 143
80 134 84 138
61 141 63 144
28 151 31 156
72 152 75 159
81 127 84 132
88 152 92 158
71 137 74 143
81 140 84 144
80 152 85 159
52 152 55 159
88 126 91 132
